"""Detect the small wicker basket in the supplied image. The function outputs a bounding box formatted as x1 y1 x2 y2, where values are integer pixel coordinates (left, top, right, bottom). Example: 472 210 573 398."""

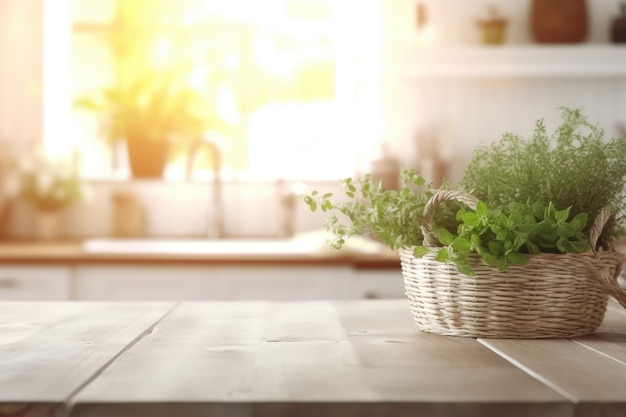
400 190 626 338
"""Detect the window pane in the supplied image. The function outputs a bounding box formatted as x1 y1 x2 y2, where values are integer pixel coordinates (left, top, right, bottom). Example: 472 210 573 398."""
70 0 381 180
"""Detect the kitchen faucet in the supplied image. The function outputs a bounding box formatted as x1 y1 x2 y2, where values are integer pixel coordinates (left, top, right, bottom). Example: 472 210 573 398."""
187 134 224 239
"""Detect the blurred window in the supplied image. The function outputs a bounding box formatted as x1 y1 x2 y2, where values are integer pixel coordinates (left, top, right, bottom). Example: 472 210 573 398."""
67 0 381 180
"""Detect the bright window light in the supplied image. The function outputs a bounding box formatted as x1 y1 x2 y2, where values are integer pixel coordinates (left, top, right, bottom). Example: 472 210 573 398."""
58 0 382 180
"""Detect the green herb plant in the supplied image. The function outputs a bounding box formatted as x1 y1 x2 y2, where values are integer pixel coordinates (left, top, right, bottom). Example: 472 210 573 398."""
303 108 625 276
416 200 590 276
303 170 591 275
460 107 626 244
303 170 447 251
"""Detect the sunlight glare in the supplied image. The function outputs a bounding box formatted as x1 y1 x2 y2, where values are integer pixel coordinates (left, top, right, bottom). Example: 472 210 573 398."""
216 87 239 124
254 34 290 76
63 0 383 179
151 37 173 67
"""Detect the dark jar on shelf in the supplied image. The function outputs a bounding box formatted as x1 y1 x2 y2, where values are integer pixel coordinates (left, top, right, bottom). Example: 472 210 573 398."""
530 0 588 43
612 2 626 43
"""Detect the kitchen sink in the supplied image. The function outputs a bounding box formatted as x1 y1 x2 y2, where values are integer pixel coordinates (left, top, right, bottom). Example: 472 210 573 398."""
81 231 385 256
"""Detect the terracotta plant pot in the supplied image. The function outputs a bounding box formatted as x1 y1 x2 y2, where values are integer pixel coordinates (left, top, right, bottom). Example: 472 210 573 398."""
125 137 169 179
530 0 588 43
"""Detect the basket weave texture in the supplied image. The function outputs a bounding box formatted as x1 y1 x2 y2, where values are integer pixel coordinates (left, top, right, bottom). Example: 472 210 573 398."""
400 190 626 339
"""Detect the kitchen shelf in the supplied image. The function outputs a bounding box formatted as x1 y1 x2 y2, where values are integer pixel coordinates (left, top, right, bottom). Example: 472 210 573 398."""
382 45 626 79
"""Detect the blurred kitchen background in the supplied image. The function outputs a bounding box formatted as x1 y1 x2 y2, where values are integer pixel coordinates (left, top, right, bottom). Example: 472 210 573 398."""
1 0 626 241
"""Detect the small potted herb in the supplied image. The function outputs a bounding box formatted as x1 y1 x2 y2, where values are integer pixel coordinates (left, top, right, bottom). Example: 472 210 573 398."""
5 145 89 239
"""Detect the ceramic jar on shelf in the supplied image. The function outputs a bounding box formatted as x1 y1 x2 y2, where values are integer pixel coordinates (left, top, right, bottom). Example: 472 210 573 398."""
530 0 588 43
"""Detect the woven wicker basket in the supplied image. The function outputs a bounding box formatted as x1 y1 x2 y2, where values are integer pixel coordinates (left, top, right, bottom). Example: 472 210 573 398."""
400 190 626 338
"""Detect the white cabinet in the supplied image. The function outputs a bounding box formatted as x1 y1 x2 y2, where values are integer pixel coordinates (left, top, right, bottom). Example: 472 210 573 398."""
0 263 403 301
75 265 220 301
0 266 71 300
220 265 353 301
74 264 355 301
349 269 405 300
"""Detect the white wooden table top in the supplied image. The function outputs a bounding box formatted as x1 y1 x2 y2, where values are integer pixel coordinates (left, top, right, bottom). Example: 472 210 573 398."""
1 299 625 417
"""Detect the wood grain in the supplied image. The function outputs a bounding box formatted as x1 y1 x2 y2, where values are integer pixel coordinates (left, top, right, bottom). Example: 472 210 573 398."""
573 299 626 365
335 300 569 416
479 307 626 417
0 302 173 417
70 300 569 417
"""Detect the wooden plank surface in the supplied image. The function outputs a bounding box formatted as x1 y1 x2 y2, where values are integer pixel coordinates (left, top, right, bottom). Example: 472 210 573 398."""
573 298 626 365
71 301 271 417
0 302 174 417
479 305 626 417
335 300 570 417
70 300 570 417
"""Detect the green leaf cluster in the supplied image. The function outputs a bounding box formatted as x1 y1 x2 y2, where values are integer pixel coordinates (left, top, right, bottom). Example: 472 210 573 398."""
414 201 590 275
460 107 626 244
75 71 224 146
302 170 452 251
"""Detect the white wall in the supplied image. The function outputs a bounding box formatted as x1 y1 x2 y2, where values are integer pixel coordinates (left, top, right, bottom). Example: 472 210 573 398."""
378 0 626 184
0 0 44 149
381 75 626 184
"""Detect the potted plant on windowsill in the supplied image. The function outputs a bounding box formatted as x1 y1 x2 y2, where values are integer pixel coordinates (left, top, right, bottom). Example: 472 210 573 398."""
76 70 221 179
5 145 89 240
303 108 626 338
